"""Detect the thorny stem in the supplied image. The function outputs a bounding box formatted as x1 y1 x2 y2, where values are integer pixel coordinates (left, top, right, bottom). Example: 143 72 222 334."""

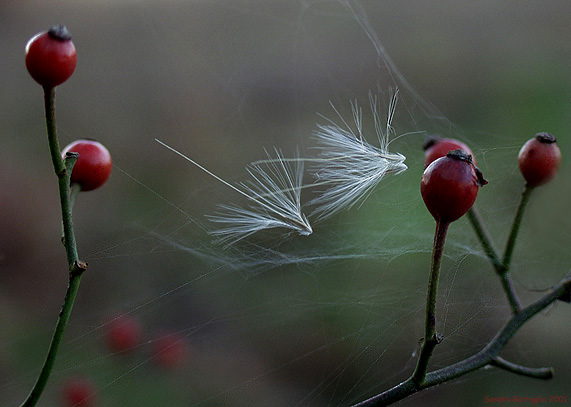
352 275 571 407
412 221 449 385
20 87 87 407
356 192 565 406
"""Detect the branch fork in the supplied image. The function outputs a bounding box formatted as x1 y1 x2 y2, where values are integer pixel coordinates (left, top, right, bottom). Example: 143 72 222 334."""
353 184 569 407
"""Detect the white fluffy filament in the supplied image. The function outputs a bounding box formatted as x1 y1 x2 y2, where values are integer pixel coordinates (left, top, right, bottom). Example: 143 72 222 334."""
156 139 311 246
208 148 312 245
309 90 407 220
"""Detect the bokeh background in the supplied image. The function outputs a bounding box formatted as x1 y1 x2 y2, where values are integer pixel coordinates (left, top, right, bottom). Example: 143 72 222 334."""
1 1 569 406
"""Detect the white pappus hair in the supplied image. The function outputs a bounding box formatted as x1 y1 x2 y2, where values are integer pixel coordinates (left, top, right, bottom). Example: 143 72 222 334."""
308 89 407 220
208 148 312 245
155 139 312 246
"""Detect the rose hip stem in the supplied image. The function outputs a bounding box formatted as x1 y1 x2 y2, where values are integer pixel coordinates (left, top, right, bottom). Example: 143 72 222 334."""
466 206 522 314
412 220 449 384
502 133 561 276
415 151 487 384
422 137 524 314
501 185 533 275
20 87 87 407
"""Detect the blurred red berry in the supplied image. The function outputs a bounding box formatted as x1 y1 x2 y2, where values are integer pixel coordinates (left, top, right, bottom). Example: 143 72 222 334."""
424 137 475 167
518 133 561 187
61 140 112 191
421 150 487 223
152 332 189 369
25 25 77 87
105 314 142 354
62 377 95 407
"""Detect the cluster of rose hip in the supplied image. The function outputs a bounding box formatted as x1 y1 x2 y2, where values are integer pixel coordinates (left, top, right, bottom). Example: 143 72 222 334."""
422 135 561 224
408 133 562 396
62 316 189 407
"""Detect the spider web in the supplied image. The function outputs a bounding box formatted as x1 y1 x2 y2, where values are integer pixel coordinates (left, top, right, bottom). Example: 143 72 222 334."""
2 1 570 406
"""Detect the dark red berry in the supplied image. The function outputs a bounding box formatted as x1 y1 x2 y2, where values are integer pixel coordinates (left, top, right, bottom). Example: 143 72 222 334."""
62 377 96 407
104 314 142 354
25 25 77 87
152 332 189 369
424 137 475 167
61 140 112 191
421 150 487 223
518 133 561 187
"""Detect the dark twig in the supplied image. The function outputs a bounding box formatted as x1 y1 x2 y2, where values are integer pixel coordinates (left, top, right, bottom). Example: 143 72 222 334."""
352 275 570 406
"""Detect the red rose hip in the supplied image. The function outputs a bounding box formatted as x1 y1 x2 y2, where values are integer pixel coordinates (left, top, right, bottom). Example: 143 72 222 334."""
518 133 561 187
62 377 96 407
25 25 77 87
421 150 487 223
105 314 142 354
152 332 189 369
61 140 112 191
423 137 475 167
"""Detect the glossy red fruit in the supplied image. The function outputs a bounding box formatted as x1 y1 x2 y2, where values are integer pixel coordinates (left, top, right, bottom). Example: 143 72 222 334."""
518 133 561 187
62 377 96 407
152 332 189 369
421 150 487 223
105 315 142 354
25 25 77 87
424 137 475 167
61 140 112 191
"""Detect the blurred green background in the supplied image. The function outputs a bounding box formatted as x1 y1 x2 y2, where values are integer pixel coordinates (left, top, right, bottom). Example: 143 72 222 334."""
1 1 569 406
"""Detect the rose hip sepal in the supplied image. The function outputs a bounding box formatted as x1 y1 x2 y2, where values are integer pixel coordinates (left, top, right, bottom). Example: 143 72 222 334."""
421 150 487 223
518 133 561 188
25 25 77 88
61 140 112 191
423 136 476 167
